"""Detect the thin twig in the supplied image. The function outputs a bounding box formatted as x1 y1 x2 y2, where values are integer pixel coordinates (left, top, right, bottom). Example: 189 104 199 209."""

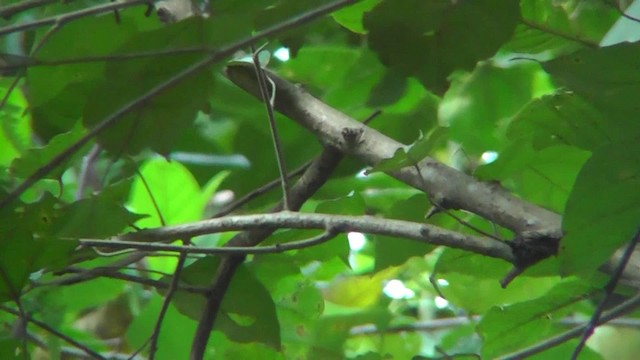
82 227 342 255
571 227 640 359
75 144 102 199
0 267 28 357
149 245 188 359
520 19 599 48
212 109 381 218
211 159 310 218
0 0 152 37
0 304 106 360
190 146 346 359
0 0 360 211
135 167 167 226
497 292 640 360
444 210 504 242
251 44 291 210
113 212 514 261
40 266 209 294
602 0 640 23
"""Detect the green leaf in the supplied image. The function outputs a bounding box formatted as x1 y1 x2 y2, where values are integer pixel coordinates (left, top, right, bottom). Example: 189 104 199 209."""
0 80 30 167
542 42 640 142
560 141 640 275
0 196 77 302
27 14 150 139
507 91 618 151
440 62 541 154
170 258 281 349
374 194 432 271
478 278 592 359
364 0 519 93
368 127 448 174
331 0 381 34
52 195 143 238
127 296 197 360
128 158 206 228
323 267 397 307
475 144 590 212
9 124 84 179
83 17 216 155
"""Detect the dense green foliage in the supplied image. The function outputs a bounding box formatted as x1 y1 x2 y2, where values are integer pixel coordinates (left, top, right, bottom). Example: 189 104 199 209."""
1 0 640 359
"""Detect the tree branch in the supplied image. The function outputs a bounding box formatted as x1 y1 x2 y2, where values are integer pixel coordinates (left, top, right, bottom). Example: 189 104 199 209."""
496 292 640 359
224 62 640 286
224 63 560 236
114 212 513 261
190 146 345 359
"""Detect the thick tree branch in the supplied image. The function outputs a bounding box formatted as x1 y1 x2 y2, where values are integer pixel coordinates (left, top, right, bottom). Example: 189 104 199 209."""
224 63 640 286
225 63 560 236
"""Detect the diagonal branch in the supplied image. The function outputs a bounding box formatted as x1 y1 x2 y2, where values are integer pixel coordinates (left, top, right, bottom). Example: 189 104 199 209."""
190 146 344 359
224 62 640 286
224 63 561 235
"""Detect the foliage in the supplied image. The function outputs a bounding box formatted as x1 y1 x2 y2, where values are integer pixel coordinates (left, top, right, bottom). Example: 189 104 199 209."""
1 0 640 359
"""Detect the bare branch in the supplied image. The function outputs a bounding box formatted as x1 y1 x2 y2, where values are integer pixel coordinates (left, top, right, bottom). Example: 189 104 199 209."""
112 212 513 260
251 45 291 210
224 63 561 236
190 146 345 359
571 227 640 359
497 292 640 360
0 304 106 360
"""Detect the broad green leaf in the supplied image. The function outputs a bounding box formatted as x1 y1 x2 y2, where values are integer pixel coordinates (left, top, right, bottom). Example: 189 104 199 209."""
438 271 561 314
52 194 143 239
475 144 590 212
83 17 217 155
254 0 338 56
27 14 148 139
169 257 281 349
127 296 197 360
435 248 511 280
560 141 640 275
322 267 397 307
507 0 618 56
507 91 619 151
374 194 432 271
364 0 519 94
0 195 77 302
128 158 205 228
439 62 541 154
543 42 640 142
367 127 448 174
0 80 30 166
0 338 22 360
9 124 84 179
478 279 592 359
311 307 391 359
331 0 381 34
